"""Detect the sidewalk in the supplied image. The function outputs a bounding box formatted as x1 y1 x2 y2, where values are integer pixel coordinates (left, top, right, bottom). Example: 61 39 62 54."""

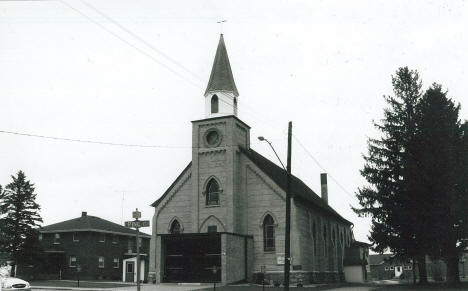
32 282 210 291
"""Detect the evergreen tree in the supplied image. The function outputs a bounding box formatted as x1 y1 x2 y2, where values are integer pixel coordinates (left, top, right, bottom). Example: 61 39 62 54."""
0 171 43 275
354 67 428 283
412 85 465 284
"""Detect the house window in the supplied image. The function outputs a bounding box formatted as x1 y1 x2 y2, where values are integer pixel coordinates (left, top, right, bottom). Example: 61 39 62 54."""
98 256 105 268
38 234 43 241
263 215 275 252
99 233 105 242
69 256 77 267
408 265 412 270
207 225 217 233
128 238 135 253
211 95 219 113
112 234 118 244
54 233 61 244
390 266 394 270
138 237 142 248
385 266 389 271
113 258 119 268
206 178 220 206
170 220 181 234
126 262 134 273
73 232 79 242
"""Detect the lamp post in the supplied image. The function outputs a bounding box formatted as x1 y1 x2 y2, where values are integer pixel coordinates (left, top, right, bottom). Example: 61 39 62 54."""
258 121 292 291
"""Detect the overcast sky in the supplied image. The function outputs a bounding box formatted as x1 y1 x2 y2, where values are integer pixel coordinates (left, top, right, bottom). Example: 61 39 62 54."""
1 0 467 243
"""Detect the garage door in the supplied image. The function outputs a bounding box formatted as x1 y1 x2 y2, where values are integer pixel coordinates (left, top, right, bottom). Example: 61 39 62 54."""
163 233 221 282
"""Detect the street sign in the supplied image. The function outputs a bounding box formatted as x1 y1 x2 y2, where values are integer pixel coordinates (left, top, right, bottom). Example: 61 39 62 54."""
125 220 150 228
133 209 141 219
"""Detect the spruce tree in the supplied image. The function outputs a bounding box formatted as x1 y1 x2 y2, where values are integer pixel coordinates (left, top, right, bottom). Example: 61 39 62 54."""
0 171 43 275
413 85 464 284
354 67 428 283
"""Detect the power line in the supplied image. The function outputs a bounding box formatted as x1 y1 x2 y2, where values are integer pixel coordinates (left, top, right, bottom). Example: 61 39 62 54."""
79 0 204 83
61 1 283 130
0 129 273 149
292 134 358 202
59 0 201 89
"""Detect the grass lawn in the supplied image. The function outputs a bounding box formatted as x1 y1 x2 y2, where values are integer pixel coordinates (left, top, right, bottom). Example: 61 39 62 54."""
198 282 468 291
370 282 468 290
30 280 133 289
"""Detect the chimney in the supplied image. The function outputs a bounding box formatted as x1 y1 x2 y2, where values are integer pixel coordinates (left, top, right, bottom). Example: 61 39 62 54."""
81 211 87 217
320 173 328 204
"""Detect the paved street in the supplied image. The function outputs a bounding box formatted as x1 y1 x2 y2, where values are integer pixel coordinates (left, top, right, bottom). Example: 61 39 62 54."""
32 283 211 291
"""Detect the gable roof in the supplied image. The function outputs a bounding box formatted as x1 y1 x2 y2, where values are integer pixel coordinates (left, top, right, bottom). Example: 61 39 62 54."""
204 34 239 97
240 147 352 225
368 254 393 265
40 214 151 238
151 162 192 208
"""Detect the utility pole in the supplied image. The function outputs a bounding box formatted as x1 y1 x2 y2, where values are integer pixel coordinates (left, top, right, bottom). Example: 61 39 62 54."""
284 121 292 291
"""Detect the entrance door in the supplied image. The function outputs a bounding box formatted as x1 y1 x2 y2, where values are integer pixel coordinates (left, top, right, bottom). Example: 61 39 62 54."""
395 266 403 277
125 261 135 282
163 234 221 282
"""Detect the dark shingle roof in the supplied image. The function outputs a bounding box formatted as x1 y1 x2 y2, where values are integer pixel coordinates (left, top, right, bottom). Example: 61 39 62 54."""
40 215 151 238
204 34 239 97
368 254 393 265
240 147 352 225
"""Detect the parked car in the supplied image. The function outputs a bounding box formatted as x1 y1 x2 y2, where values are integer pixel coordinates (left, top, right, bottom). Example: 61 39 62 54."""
0 276 31 290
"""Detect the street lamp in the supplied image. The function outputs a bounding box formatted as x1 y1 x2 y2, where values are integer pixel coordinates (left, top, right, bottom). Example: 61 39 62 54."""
258 121 292 291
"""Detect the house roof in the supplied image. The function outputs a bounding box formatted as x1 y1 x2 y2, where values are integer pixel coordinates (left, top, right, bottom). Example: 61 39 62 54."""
368 254 393 265
240 147 352 225
40 214 151 238
204 34 239 97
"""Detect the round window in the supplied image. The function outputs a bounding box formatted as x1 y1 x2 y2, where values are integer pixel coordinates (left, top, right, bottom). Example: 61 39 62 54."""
204 129 222 147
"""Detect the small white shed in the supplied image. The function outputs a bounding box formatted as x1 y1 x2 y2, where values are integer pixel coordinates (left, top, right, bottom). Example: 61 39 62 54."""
122 257 145 283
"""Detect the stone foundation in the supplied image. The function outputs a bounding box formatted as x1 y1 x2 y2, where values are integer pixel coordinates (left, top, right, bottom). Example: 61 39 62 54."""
254 271 343 285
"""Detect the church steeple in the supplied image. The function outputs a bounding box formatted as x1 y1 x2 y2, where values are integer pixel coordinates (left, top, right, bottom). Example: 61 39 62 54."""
204 34 239 118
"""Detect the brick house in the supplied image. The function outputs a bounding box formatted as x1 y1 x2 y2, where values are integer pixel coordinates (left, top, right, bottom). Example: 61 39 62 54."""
39 212 150 281
368 254 414 280
149 34 355 285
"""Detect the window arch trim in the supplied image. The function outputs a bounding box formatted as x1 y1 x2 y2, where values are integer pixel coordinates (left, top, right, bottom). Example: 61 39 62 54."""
211 95 219 113
167 216 184 234
202 176 223 206
262 214 276 252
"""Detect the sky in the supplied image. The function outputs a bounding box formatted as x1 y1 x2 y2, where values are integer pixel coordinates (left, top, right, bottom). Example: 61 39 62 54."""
1 0 467 243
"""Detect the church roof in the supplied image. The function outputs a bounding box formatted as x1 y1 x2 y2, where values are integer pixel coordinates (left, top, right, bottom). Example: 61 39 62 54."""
204 34 239 97
151 148 351 225
240 148 352 225
40 213 151 238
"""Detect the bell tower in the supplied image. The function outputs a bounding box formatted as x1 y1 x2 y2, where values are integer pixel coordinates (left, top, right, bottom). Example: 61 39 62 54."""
204 34 239 118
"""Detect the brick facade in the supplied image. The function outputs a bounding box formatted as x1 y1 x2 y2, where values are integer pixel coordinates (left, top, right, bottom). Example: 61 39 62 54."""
39 214 150 281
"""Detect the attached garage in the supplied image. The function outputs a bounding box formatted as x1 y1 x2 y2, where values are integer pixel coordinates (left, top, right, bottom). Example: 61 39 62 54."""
158 233 253 283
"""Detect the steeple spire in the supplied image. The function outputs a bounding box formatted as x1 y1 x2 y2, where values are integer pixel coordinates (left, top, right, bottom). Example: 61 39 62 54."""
205 34 239 97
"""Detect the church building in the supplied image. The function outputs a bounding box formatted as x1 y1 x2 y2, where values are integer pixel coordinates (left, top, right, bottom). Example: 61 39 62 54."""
148 35 354 285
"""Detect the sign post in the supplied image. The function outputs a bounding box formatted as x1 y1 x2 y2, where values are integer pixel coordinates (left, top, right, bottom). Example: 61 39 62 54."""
76 264 81 287
125 209 150 291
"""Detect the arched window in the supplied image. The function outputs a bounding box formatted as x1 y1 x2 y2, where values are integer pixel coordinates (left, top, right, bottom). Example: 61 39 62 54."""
170 220 181 234
263 215 275 252
323 224 328 256
312 221 317 255
211 95 219 113
206 178 220 205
